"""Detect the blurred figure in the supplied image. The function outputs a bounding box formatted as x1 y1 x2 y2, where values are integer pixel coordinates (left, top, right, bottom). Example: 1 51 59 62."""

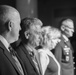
16 17 43 75
38 26 61 75
0 5 27 75
54 18 75 75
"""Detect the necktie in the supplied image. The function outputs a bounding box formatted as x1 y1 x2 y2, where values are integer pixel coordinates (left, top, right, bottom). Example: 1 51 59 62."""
8 46 24 75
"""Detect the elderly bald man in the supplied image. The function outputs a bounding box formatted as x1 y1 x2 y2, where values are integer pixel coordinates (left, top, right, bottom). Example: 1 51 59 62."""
0 5 27 75
54 18 75 75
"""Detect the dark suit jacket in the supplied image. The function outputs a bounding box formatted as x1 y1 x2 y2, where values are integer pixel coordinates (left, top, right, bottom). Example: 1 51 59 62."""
16 42 41 75
0 41 27 75
54 35 74 75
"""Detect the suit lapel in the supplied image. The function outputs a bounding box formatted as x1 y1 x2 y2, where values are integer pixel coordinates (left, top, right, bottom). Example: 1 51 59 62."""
60 36 69 48
60 35 71 48
16 53 27 75
59 36 65 48
61 36 74 53
22 43 39 73
0 41 22 75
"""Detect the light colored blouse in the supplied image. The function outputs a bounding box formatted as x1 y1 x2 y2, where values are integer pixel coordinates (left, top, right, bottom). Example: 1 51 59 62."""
38 48 60 75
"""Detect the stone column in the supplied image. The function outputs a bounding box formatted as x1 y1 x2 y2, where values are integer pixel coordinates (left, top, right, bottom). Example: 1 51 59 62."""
16 0 38 19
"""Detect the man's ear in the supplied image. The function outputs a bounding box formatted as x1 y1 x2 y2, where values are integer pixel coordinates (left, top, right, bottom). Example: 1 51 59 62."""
61 25 65 31
8 21 13 31
24 31 30 39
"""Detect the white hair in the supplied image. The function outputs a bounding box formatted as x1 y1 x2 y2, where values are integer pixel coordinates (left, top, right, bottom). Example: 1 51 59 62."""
41 26 61 46
61 19 74 29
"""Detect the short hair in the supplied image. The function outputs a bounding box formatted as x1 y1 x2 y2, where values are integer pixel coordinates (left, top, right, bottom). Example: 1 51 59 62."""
0 5 19 34
41 26 61 46
20 17 43 42
59 18 74 30
20 17 43 33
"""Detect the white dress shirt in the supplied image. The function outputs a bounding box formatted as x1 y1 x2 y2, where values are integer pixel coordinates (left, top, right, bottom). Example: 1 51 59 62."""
0 35 9 52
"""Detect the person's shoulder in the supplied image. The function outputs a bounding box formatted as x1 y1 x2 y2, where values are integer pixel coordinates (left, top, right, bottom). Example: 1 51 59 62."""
16 41 24 52
38 48 48 56
16 41 24 48
38 48 45 53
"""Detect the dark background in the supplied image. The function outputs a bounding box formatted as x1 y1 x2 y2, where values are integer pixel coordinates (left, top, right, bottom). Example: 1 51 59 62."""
0 0 76 74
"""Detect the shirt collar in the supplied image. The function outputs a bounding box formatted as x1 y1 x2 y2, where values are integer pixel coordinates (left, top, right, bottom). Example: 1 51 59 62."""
62 34 69 42
0 35 10 51
25 43 37 55
26 44 34 52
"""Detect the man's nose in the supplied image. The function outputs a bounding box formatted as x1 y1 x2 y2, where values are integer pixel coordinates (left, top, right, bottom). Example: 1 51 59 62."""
72 29 74 33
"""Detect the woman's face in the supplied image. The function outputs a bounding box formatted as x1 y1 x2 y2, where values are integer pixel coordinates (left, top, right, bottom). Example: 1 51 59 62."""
46 38 60 50
51 38 60 49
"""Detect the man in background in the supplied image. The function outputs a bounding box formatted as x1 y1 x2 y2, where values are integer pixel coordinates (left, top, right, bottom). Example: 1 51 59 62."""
54 18 75 75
